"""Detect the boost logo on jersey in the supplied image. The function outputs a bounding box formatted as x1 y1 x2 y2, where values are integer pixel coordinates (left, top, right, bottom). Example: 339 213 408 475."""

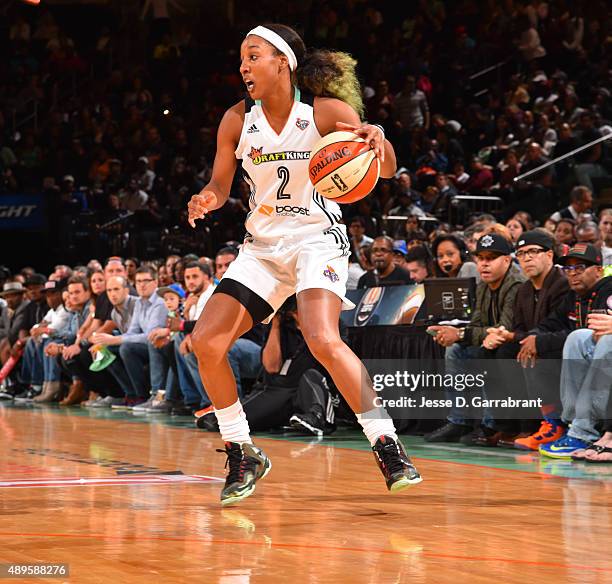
257 204 310 217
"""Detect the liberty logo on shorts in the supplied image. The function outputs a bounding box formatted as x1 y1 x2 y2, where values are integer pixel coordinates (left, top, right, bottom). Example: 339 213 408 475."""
323 265 340 283
296 118 310 131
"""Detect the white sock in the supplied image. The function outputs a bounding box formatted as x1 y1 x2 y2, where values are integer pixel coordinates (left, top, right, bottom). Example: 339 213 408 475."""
214 400 252 444
356 407 398 446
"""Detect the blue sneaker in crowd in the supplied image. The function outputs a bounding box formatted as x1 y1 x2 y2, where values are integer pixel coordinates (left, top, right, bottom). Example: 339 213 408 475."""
539 435 591 459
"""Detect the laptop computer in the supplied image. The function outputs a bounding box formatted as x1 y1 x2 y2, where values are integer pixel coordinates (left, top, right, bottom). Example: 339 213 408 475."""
421 277 477 323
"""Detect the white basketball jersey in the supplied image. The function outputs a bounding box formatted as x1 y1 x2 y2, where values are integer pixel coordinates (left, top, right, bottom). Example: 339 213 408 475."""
235 88 343 242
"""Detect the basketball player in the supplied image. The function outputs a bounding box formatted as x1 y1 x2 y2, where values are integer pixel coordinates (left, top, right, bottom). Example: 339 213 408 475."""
188 24 422 505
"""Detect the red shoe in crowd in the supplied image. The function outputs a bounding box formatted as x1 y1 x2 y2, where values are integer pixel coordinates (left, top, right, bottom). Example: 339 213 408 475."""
514 419 565 451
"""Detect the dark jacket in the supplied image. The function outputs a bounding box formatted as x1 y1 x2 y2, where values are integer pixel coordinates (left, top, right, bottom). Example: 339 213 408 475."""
0 299 31 345
22 299 48 332
512 266 569 343
464 266 525 346
531 275 612 354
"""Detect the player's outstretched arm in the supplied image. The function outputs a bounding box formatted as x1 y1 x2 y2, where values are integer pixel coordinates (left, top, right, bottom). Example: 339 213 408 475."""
188 103 243 228
314 97 397 179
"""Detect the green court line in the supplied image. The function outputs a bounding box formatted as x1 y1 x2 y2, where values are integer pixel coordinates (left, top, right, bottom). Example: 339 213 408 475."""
3 403 610 482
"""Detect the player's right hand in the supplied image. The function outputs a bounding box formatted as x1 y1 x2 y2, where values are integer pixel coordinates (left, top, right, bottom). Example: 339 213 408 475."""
188 190 218 228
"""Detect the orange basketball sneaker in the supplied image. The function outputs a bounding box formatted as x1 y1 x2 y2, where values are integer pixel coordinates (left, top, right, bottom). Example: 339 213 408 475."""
514 418 566 451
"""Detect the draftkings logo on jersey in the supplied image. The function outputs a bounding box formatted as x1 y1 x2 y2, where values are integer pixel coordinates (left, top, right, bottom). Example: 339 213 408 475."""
295 118 310 130
247 146 310 166
248 146 264 161
323 265 340 283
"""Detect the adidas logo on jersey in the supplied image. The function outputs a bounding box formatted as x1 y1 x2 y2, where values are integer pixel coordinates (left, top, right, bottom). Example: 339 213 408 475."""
247 124 259 134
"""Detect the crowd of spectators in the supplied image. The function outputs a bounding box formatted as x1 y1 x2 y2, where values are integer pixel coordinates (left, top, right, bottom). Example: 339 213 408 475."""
1 1 612 461
1 0 612 266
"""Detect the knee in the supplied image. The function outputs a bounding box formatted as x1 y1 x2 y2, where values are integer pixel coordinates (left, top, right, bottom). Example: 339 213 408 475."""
302 329 343 362
119 343 130 359
191 327 227 363
563 329 593 358
445 343 463 360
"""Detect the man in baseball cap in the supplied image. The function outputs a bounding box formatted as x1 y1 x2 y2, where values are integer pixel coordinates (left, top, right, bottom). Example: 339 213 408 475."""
426 232 525 445
557 243 603 268
537 242 612 459
482 230 571 450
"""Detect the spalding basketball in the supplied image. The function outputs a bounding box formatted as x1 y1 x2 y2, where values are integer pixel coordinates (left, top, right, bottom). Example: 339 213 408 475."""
308 131 380 204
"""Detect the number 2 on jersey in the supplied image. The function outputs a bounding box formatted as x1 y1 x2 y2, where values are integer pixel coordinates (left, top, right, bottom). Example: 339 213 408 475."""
276 166 291 200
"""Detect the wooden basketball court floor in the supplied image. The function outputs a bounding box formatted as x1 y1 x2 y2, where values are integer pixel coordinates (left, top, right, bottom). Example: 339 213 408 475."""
1 403 611 584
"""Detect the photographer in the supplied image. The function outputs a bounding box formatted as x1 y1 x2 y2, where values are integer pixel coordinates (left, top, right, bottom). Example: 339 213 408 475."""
242 296 338 436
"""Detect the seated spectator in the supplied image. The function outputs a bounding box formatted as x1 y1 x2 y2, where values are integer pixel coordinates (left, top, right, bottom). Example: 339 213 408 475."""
0 282 31 396
542 216 558 234
392 241 408 267
434 172 458 199
463 156 494 193
575 221 600 246
81 276 138 408
555 217 576 250
486 230 570 450
214 246 239 283
14 278 69 402
550 185 593 223
34 277 93 403
518 142 553 188
119 176 149 211
136 156 156 193
404 246 434 284
505 217 526 244
425 234 525 443
0 274 48 396
57 268 110 405
600 209 612 266
495 149 522 189
357 236 413 288
132 283 186 414
537 245 612 458
431 234 479 280
406 228 429 250
348 216 373 263
573 111 611 191
89 266 168 408
387 171 424 215
419 185 448 217
448 160 470 189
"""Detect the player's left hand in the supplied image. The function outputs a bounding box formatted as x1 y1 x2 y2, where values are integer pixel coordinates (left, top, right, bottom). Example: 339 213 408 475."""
335 121 385 162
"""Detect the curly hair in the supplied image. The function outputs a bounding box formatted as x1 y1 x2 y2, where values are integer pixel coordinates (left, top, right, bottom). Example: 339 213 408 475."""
298 50 364 119
259 24 365 119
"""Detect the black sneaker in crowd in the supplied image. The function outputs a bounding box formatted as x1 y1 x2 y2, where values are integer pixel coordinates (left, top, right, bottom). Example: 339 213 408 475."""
0 385 17 400
461 425 496 445
195 411 219 431
424 422 473 443
217 442 272 506
13 387 42 402
171 403 197 416
289 412 325 436
372 435 422 492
